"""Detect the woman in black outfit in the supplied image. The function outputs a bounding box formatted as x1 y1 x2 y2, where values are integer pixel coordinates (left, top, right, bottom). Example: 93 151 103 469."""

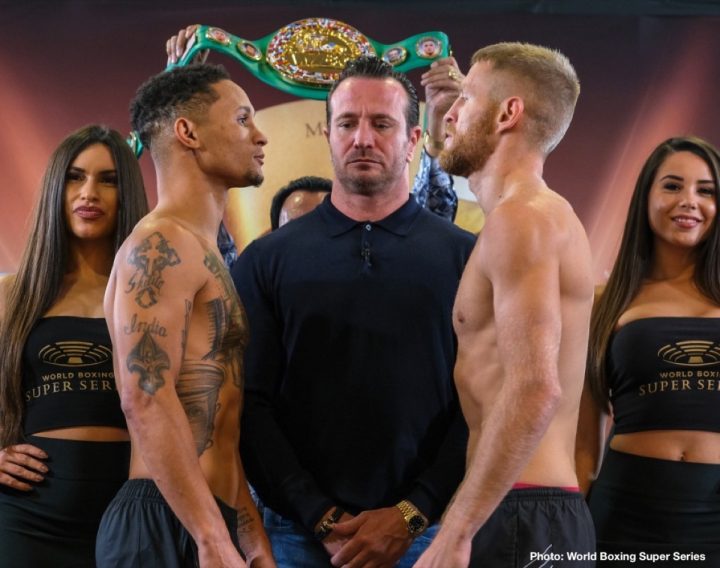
577 136 720 565
0 125 147 567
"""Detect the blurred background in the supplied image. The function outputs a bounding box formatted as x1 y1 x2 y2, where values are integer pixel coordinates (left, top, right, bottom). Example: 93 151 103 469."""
2 0 719 280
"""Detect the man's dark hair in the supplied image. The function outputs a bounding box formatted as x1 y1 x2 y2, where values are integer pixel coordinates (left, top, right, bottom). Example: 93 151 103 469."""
326 56 419 134
130 63 231 150
270 176 332 230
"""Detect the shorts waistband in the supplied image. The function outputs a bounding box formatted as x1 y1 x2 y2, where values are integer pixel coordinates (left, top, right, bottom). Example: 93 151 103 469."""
119 479 238 529
513 482 580 492
117 478 166 502
503 487 585 501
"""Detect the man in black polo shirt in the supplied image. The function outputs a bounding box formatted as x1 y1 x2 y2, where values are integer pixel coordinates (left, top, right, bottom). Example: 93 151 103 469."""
232 56 475 568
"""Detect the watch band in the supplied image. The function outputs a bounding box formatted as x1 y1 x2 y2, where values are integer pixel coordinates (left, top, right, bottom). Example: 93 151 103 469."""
314 506 344 541
396 499 429 536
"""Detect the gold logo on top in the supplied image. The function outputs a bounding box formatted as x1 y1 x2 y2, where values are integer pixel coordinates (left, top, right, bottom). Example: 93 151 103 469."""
657 340 720 367
39 341 112 367
267 18 376 86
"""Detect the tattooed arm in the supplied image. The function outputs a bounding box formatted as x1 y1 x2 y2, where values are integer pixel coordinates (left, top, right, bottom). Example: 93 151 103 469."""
232 459 276 567
106 221 245 568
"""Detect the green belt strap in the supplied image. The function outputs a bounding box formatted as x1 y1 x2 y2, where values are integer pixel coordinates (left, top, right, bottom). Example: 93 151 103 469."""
129 18 450 157
168 19 450 99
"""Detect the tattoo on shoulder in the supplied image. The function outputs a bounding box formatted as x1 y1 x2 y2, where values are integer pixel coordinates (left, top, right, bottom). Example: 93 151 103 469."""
127 330 170 395
203 250 238 301
203 250 224 278
126 232 181 308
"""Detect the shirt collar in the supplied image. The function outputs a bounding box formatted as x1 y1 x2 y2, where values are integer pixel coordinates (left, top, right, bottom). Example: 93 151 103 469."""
319 195 420 237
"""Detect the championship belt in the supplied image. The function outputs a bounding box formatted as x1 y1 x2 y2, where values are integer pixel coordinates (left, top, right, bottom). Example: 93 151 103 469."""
168 19 450 99
128 18 450 157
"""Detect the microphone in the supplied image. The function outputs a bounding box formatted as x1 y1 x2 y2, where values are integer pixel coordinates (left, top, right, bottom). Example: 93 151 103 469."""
361 243 372 267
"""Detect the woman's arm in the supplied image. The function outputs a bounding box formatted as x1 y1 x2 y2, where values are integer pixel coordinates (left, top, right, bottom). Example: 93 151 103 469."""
575 383 609 496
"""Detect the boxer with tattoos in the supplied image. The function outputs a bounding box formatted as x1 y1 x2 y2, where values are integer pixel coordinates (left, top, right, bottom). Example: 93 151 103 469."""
96 64 273 568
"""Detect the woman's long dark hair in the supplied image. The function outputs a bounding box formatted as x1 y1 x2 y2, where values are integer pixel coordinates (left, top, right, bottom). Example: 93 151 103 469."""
0 125 148 446
586 136 720 410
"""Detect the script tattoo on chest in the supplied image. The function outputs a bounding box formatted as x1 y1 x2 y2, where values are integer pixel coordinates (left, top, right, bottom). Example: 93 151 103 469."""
126 232 181 308
127 330 169 395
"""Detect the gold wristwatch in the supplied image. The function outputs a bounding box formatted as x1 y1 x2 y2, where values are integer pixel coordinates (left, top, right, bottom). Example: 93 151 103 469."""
396 499 428 536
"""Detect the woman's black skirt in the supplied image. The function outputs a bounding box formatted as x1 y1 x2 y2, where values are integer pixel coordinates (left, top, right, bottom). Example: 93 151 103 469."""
0 435 129 568
589 448 720 566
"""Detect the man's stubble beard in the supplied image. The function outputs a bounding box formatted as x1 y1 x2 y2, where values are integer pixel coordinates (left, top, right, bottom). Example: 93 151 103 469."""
335 167 392 197
230 165 264 189
331 148 408 197
439 105 498 179
245 170 264 188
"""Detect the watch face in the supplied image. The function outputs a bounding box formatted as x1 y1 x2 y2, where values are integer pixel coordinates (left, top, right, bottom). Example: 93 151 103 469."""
408 514 426 534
